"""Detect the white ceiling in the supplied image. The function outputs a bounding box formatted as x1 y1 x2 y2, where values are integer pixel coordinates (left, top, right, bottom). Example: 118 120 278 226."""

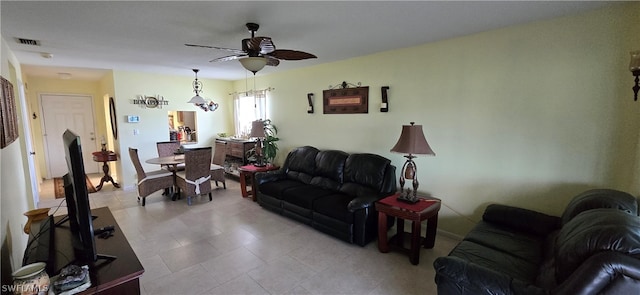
1 1 614 81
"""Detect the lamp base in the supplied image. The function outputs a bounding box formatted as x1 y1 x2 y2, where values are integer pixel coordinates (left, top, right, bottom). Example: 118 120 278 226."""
397 194 420 204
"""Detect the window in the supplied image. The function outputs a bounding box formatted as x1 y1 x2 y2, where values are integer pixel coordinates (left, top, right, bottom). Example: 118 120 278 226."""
233 90 266 137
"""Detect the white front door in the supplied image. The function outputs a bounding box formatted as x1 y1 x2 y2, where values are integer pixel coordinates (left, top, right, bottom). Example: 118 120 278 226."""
41 94 99 178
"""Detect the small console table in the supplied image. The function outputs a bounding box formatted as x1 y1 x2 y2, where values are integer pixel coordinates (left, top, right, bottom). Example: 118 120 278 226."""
376 193 441 265
92 151 120 191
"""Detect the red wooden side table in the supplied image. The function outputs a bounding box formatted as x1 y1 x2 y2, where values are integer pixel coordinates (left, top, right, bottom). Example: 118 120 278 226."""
238 164 280 201
92 150 120 191
375 193 441 265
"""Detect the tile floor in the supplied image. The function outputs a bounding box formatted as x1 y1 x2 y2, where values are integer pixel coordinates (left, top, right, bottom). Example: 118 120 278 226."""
37 174 459 295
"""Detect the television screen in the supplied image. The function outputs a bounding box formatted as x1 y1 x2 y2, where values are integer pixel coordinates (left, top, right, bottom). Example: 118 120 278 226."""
62 129 97 261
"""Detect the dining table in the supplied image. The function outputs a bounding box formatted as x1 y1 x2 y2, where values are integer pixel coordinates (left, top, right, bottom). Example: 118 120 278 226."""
145 154 185 201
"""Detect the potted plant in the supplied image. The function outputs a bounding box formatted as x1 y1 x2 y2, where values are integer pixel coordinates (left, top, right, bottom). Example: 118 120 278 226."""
261 119 279 165
246 119 279 165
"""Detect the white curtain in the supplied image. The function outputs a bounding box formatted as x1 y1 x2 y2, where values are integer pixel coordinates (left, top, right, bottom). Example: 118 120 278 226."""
233 89 267 137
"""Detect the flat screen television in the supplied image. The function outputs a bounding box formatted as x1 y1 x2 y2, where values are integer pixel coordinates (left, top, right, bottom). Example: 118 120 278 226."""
62 129 115 262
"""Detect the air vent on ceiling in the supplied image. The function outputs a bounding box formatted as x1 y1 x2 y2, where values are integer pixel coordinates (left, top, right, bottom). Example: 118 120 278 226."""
15 38 41 46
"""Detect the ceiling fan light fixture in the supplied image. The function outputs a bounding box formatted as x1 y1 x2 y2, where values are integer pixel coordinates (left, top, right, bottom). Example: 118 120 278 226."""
240 57 267 74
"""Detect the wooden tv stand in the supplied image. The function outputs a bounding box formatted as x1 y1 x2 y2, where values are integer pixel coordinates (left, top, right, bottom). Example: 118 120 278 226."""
50 207 144 294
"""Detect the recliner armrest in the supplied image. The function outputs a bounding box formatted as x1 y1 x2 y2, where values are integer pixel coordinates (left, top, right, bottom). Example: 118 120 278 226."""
255 170 286 185
552 252 640 295
433 256 546 295
347 193 390 212
483 204 561 236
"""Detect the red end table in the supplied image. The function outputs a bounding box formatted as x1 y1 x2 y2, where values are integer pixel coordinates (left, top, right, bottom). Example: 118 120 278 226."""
92 151 120 191
375 193 441 265
238 164 280 201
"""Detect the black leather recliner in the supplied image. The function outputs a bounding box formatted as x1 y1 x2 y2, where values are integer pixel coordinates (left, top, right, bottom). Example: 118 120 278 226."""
255 146 396 246
433 189 640 295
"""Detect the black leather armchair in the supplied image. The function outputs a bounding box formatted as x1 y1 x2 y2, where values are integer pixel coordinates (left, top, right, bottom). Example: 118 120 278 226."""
255 146 396 246
434 189 640 295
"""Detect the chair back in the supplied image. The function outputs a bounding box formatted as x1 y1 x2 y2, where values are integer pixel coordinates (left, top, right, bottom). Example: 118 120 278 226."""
213 141 227 165
128 148 146 181
184 147 213 181
157 141 181 157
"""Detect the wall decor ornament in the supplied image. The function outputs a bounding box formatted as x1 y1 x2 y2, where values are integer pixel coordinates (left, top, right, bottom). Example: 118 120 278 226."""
133 95 168 108
323 81 369 114
307 93 314 114
1 76 19 148
381 86 390 112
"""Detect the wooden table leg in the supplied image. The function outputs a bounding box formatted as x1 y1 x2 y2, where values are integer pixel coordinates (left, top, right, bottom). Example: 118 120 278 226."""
396 218 405 247
424 213 439 249
410 220 421 265
239 171 249 198
96 161 120 191
377 211 389 253
249 173 258 202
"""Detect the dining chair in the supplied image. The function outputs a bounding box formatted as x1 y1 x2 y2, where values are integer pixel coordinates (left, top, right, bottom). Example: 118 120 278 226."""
176 147 213 205
156 141 185 171
128 147 174 206
210 140 227 189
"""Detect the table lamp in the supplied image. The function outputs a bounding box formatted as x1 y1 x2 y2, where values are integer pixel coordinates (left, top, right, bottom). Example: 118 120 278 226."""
250 120 267 167
390 122 435 203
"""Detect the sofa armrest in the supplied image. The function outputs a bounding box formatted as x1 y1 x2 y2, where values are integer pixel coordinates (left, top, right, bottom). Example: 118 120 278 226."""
255 169 286 185
552 252 640 295
483 204 561 236
347 193 390 212
433 256 546 295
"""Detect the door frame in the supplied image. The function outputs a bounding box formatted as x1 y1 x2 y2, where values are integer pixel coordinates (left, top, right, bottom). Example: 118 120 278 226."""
39 93 98 178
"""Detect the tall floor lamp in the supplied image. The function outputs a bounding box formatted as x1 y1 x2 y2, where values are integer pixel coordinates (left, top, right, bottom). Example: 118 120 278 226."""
390 122 435 203
250 120 267 167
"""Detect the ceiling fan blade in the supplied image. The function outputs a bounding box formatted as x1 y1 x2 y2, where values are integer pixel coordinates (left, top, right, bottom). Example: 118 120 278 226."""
185 43 245 54
209 54 245 63
268 49 317 60
247 37 276 55
265 56 280 67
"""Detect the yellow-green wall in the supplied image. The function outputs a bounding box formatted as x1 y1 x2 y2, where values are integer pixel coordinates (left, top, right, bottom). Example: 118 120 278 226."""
1 37 30 282
26 77 108 179
111 71 234 189
233 3 640 235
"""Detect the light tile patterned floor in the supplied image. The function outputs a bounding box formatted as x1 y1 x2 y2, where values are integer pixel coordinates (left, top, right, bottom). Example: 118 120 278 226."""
38 174 459 295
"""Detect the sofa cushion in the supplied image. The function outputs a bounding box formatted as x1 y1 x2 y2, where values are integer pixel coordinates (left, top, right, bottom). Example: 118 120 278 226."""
555 209 640 283
259 179 306 199
561 188 638 225
464 222 545 264
313 150 348 183
282 185 334 209
343 153 391 192
313 193 355 223
284 146 318 183
449 240 539 283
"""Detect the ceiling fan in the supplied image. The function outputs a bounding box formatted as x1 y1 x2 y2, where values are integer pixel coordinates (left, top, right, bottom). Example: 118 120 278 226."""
185 22 317 74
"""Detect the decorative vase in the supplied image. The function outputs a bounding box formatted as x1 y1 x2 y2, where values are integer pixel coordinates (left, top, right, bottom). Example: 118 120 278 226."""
12 262 50 295
23 208 50 234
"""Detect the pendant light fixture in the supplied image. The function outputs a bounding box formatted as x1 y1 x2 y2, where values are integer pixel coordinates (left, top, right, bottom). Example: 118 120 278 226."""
188 69 207 105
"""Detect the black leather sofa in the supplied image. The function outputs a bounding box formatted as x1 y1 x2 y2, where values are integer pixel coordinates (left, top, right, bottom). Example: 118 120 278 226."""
255 146 397 246
433 189 640 295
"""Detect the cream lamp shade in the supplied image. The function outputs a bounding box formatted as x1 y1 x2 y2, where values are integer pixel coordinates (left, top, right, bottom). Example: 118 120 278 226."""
240 57 267 74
